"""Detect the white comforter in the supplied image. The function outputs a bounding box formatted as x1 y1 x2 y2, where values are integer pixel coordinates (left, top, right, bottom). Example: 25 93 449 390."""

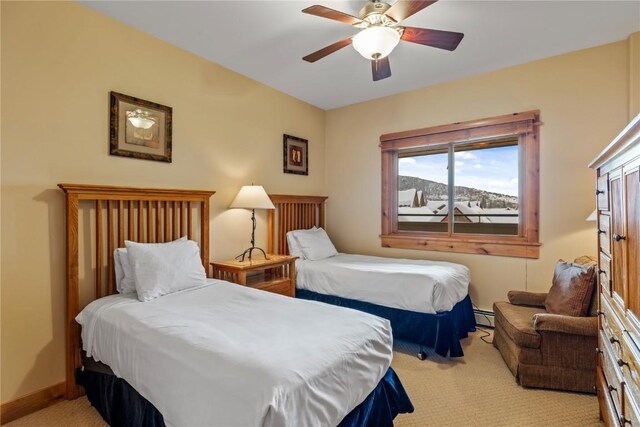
77 279 392 427
296 253 470 314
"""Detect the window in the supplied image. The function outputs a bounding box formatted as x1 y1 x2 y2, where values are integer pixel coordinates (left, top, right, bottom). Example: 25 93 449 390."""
380 111 540 258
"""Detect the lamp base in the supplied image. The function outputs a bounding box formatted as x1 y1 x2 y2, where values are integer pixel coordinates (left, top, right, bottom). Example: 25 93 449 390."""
235 246 269 262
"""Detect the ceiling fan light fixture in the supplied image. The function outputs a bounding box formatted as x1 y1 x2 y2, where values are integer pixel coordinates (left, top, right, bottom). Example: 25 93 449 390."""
352 26 400 60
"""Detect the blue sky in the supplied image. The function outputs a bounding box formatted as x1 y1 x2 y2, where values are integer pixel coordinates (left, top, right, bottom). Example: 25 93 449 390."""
399 145 519 197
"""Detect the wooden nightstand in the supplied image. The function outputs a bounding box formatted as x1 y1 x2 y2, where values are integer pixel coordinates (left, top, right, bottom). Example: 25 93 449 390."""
210 255 297 297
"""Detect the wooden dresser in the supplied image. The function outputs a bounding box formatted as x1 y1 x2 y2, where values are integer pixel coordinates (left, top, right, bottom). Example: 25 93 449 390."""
590 114 640 427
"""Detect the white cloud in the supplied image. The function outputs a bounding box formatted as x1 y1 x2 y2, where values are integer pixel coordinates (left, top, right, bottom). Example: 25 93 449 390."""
455 151 477 160
399 158 416 164
474 164 482 169
455 161 464 167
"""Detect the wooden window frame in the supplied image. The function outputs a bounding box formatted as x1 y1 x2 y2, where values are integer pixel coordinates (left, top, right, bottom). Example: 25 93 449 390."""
380 111 541 258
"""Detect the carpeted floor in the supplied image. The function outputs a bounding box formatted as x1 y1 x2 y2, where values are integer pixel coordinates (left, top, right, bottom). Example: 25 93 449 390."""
6 330 601 427
392 331 601 426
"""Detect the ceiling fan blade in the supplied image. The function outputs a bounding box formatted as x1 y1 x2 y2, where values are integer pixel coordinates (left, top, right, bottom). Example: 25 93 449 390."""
302 5 364 25
385 0 438 23
372 56 391 81
303 38 353 63
401 27 464 51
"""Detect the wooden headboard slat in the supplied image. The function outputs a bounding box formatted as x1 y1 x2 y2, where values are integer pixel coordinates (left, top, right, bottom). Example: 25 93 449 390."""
95 200 103 299
267 195 328 255
187 201 193 240
107 201 115 294
59 184 215 400
164 201 170 242
138 201 144 243
127 201 134 240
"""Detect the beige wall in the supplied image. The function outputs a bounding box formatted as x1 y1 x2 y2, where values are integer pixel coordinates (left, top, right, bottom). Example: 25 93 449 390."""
630 32 640 119
324 40 631 312
0 1 325 402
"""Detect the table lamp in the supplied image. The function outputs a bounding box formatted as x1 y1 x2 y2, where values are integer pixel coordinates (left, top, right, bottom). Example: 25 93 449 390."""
230 185 275 262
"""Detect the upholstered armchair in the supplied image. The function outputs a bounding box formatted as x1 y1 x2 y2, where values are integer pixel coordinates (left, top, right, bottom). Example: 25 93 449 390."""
492 256 598 394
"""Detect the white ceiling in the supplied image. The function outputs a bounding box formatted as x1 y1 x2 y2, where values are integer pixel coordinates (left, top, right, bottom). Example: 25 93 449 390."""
81 1 640 110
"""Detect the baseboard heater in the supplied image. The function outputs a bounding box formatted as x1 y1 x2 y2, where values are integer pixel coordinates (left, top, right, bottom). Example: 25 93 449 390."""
474 308 495 328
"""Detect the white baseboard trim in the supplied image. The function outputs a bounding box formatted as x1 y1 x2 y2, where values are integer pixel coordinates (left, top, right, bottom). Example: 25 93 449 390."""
474 309 495 328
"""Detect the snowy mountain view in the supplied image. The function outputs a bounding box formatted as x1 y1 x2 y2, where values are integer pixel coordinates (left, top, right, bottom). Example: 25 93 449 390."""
398 175 519 210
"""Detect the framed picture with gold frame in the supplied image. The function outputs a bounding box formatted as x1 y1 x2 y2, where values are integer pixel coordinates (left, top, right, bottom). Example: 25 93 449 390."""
109 91 172 163
283 134 308 175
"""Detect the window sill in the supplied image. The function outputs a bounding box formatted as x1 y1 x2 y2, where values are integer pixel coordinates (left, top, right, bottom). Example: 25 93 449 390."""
380 234 540 258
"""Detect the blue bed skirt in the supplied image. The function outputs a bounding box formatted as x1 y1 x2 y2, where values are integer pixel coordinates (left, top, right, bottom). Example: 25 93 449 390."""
297 290 476 357
80 367 413 427
339 368 413 427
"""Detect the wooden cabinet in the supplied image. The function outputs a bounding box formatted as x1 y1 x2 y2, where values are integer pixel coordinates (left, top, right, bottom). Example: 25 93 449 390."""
210 255 297 297
591 114 640 426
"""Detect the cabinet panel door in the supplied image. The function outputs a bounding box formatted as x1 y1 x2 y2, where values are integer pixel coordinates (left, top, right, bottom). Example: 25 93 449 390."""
600 214 612 256
625 164 639 329
610 169 626 310
598 174 610 211
600 251 613 296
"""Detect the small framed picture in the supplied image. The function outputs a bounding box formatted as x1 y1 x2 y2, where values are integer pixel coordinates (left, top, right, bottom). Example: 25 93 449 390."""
283 134 308 175
109 91 172 163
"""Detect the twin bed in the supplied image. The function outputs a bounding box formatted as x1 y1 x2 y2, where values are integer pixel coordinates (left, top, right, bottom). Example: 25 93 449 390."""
267 195 476 359
78 279 404 426
60 184 413 427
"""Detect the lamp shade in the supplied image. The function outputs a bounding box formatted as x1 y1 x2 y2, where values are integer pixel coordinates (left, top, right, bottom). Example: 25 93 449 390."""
229 185 275 210
352 26 401 60
586 209 597 221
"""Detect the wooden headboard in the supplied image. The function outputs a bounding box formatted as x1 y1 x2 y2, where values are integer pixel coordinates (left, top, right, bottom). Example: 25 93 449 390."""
267 194 327 255
58 184 215 399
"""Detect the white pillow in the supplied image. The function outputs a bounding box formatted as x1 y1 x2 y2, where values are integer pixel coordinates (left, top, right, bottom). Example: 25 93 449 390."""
114 248 135 294
286 226 317 259
114 237 187 294
293 228 337 261
125 238 206 302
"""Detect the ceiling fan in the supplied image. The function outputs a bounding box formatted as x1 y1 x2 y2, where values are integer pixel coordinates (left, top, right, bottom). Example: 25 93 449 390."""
302 0 464 81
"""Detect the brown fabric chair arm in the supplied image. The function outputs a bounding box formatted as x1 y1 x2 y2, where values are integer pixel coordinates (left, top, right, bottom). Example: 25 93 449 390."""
533 313 598 337
507 290 548 307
